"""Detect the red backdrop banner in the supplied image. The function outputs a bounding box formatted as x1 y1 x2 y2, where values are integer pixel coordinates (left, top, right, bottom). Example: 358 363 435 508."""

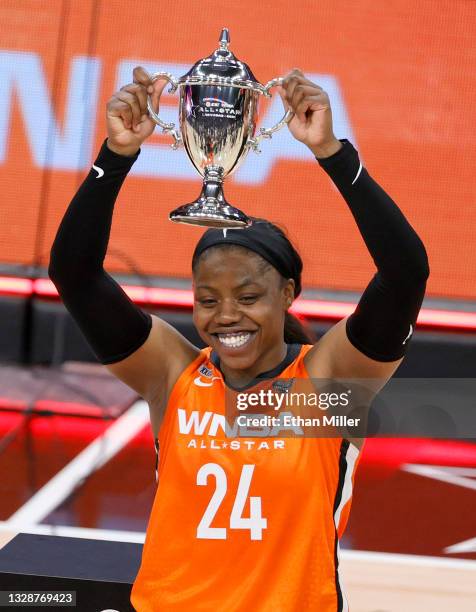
1 0 475 300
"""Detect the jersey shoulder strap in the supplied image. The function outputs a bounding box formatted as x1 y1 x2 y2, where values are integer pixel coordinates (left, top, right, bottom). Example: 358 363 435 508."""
167 347 212 406
281 343 314 378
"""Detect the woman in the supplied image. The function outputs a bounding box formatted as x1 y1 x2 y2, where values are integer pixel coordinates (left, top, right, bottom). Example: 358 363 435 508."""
48 67 429 611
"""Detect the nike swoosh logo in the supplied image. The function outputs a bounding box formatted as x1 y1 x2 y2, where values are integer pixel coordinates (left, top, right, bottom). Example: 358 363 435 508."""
193 376 221 387
92 164 104 178
402 323 413 345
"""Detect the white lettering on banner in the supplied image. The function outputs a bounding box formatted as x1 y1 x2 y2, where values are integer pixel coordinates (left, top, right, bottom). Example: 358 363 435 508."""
0 51 101 168
116 61 194 179
116 61 356 183
235 73 356 184
0 51 355 180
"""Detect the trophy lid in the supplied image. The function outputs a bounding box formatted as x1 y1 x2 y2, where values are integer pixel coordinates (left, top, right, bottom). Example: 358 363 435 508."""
178 28 266 93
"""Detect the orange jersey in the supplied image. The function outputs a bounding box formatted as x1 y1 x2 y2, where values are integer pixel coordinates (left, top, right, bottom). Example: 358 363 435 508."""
131 345 361 611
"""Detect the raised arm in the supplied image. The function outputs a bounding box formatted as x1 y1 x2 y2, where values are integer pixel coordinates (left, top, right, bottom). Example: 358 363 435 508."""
278 70 429 381
313 138 429 377
48 67 199 408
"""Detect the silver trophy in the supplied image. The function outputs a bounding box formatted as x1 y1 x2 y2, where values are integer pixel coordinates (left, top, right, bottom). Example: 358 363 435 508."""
147 28 293 228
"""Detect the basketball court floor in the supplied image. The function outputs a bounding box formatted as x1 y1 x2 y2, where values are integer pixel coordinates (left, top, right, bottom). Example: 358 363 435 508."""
0 363 475 610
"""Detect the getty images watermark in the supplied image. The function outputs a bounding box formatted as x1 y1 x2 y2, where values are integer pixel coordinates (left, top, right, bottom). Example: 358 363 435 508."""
223 378 476 439
223 378 370 439
234 386 360 430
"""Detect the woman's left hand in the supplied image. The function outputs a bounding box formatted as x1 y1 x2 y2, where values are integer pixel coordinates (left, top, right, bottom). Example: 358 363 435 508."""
278 69 342 158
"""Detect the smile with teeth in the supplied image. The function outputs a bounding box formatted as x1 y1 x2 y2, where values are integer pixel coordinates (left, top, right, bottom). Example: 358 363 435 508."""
216 331 255 348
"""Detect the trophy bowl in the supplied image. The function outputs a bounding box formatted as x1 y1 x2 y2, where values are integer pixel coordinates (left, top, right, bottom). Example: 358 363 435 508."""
147 28 293 229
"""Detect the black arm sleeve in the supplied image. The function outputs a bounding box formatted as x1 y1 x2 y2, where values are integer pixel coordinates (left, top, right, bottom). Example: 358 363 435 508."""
48 139 152 365
317 139 430 361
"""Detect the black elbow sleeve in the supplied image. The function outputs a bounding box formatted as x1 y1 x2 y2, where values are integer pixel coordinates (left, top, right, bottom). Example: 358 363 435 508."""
317 139 430 361
52 270 153 365
48 140 151 365
346 272 428 362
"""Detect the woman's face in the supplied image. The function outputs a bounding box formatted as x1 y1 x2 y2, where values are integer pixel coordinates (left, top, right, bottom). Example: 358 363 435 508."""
193 246 295 374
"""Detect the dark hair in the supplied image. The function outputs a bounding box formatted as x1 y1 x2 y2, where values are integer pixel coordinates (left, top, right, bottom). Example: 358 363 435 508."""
192 217 316 345
284 311 316 345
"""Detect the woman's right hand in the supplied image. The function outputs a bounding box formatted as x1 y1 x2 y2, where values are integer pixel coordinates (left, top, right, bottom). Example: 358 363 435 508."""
106 66 167 157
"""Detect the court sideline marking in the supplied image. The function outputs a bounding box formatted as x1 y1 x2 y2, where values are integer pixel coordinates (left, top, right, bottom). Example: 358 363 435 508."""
5 400 150 527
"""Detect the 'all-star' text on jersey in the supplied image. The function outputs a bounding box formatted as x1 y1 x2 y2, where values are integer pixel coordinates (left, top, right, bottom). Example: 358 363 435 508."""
131 344 361 611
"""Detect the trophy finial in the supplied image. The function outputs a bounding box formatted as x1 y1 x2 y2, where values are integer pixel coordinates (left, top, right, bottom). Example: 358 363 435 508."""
219 28 230 51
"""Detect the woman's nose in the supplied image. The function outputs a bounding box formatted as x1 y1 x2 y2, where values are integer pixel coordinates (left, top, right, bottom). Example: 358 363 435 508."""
215 299 241 323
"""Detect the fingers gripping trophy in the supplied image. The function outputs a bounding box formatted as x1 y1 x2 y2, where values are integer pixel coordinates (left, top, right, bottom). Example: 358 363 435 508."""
147 28 294 228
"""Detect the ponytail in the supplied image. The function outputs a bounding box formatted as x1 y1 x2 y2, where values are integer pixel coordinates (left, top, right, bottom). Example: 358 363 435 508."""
284 311 316 345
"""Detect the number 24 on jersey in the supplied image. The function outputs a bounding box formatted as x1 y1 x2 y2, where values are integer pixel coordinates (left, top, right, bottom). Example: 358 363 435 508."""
196 463 267 541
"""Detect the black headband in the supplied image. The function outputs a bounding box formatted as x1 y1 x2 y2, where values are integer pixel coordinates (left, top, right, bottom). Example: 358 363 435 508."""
192 220 302 297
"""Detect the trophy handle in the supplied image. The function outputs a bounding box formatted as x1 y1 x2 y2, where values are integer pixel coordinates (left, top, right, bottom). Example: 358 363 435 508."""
147 72 183 149
249 77 294 153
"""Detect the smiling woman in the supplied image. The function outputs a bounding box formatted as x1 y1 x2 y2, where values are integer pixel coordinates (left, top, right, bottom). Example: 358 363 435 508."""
191 219 314 387
48 66 429 611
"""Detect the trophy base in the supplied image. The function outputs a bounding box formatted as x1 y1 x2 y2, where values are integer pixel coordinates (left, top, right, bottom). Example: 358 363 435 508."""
169 201 251 228
169 167 251 229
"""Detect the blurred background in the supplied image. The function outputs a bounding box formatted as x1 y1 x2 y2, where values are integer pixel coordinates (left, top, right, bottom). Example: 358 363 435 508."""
0 1 475 609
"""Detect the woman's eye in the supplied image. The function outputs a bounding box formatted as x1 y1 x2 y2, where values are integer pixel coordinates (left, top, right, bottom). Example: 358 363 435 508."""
199 298 217 306
239 295 258 303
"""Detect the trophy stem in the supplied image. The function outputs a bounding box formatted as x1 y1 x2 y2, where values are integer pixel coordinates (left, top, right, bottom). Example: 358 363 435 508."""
200 166 226 205
169 166 251 228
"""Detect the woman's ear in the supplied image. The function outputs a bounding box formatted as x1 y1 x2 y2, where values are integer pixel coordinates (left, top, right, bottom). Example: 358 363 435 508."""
283 278 295 308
